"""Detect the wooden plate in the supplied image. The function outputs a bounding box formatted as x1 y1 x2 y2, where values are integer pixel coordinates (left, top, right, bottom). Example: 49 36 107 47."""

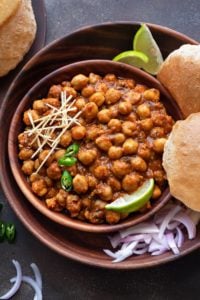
0 22 199 269
0 0 46 105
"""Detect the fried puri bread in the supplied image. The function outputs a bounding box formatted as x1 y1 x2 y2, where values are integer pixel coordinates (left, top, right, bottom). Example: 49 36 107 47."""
163 113 200 211
0 0 21 27
0 0 36 77
157 44 200 118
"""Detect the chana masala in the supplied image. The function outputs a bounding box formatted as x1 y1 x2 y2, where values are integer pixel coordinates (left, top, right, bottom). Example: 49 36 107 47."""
18 72 174 225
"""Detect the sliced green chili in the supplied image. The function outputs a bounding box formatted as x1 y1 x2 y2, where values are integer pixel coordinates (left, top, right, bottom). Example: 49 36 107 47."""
58 156 77 167
0 221 6 242
61 170 73 191
65 143 79 157
5 223 16 243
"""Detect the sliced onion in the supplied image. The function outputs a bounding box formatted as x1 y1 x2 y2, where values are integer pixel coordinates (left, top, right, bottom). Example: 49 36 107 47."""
108 233 121 248
0 260 22 300
175 227 184 248
166 232 179 255
158 205 182 239
174 212 196 239
30 263 42 290
11 275 42 300
120 222 159 238
121 233 151 244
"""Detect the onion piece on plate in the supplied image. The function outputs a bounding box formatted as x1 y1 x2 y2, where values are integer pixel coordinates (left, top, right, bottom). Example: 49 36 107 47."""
10 275 42 300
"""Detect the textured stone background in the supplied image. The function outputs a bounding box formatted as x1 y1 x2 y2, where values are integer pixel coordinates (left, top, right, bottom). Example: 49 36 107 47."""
0 0 200 299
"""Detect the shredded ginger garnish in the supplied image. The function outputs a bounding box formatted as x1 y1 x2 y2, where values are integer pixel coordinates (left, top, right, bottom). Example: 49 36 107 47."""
25 91 82 173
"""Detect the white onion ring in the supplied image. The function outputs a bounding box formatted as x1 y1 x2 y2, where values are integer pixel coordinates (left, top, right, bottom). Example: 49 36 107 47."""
166 232 179 255
175 227 184 248
0 260 22 300
30 263 42 290
174 212 196 239
158 205 182 239
11 275 42 300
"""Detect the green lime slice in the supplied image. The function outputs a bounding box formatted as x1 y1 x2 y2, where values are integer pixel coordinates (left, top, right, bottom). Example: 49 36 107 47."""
133 24 164 75
105 178 154 213
113 50 149 68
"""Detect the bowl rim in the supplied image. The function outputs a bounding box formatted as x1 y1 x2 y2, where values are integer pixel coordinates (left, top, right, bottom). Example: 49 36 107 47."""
8 58 182 233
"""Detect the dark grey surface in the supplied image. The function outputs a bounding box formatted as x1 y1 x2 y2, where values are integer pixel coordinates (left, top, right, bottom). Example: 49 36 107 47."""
0 0 200 299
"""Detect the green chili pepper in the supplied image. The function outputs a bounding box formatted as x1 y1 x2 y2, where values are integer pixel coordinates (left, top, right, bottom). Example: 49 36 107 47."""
65 143 79 157
0 203 3 212
5 223 16 243
0 221 6 242
61 170 73 191
58 156 77 167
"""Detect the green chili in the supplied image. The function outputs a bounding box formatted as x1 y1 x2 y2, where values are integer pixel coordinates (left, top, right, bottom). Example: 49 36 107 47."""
0 221 6 242
58 156 77 167
5 223 16 243
61 170 73 191
65 143 79 157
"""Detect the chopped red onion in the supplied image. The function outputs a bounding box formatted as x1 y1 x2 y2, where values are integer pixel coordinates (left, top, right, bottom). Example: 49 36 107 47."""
104 203 198 263
0 260 22 300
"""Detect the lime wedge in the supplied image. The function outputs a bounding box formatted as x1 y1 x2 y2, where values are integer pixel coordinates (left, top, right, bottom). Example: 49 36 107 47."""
113 50 149 68
105 179 154 213
133 24 163 75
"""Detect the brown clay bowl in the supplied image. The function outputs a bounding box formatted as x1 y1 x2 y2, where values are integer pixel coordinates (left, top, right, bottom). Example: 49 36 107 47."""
8 59 182 233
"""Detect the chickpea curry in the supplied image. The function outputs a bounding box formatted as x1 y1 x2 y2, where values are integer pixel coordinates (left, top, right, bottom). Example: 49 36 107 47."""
18 72 174 225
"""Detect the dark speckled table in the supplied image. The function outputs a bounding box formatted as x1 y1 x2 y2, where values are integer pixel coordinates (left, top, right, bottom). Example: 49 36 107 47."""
0 0 200 299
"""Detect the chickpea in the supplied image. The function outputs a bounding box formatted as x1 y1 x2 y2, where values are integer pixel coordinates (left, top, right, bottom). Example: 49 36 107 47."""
73 174 88 194
39 150 54 165
56 189 68 207
118 79 135 89
127 112 137 122
104 73 117 81
95 135 112 151
95 82 108 93
108 146 123 160
54 149 66 161
62 86 77 98
83 102 98 121
21 160 34 175
97 109 111 123
89 73 101 84
140 118 153 131
136 104 151 119
84 209 104 224
75 97 86 110
122 173 140 193
43 98 60 107
82 197 92 209
131 156 147 172
86 125 103 140
152 185 162 199
89 92 105 107
143 88 160 102
92 200 107 210
46 188 58 198
96 183 113 201
44 176 53 187
65 165 77 177
46 162 62 180
112 133 126 145
81 85 95 98
71 125 86 140
123 138 138 155
153 170 166 184
105 211 121 224
150 127 165 138
134 84 147 93
46 197 63 212
107 177 121 192
105 88 121 104
71 74 89 90
48 85 62 98
29 173 40 183
18 148 34 160
153 138 167 153
137 143 151 160
23 109 40 126
78 149 97 165
108 119 121 132
122 121 137 136
109 105 119 118
60 131 72 147
86 175 98 189
32 179 48 197
118 101 132 115
66 194 81 217
111 160 131 177
33 100 48 114
94 165 110 180
124 91 141 104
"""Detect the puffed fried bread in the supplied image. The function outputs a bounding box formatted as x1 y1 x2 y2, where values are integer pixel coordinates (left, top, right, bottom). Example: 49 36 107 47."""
163 113 200 211
0 0 37 77
0 0 21 27
157 44 200 118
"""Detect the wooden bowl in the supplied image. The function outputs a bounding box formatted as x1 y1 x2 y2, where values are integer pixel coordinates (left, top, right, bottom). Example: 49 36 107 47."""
8 59 182 233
